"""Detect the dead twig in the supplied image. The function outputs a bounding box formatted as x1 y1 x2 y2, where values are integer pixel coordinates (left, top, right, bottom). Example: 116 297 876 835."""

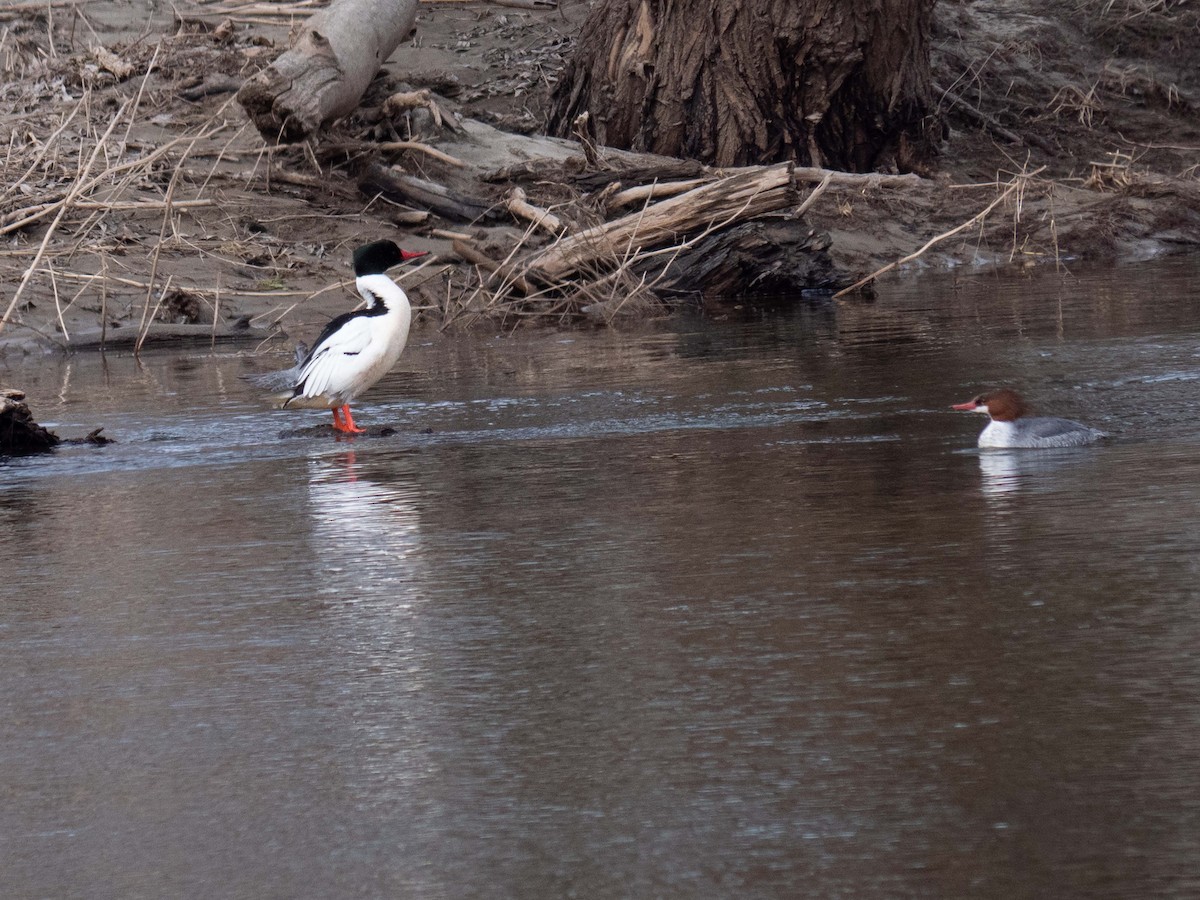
48 264 67 341
607 178 713 211
795 172 834 217
374 140 466 167
506 187 564 234
452 238 535 295
935 81 1055 154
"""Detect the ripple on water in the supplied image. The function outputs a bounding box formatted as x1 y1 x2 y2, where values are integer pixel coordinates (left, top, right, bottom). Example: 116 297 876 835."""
5 258 1200 897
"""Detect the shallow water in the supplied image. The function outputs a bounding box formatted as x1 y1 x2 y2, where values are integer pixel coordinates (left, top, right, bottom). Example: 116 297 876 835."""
4 258 1200 898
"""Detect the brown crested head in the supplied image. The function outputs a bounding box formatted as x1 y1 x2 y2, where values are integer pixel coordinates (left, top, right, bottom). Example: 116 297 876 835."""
951 387 1029 420
975 388 1029 421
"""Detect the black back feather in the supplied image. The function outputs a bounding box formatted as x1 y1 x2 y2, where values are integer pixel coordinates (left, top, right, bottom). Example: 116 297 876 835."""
289 303 386 398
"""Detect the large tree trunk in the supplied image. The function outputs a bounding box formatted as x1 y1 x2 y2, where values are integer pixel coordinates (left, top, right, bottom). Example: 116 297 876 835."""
547 0 941 173
237 0 419 142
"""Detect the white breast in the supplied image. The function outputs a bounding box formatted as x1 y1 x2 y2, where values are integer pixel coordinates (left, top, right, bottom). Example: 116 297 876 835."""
978 419 1019 448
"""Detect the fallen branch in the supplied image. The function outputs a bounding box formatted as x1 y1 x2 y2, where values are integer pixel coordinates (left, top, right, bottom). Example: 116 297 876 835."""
452 238 534 295
375 140 466 167
607 178 712 210
506 187 564 235
486 155 917 193
832 167 1047 298
773 166 921 188
487 0 557 9
324 138 466 168
521 162 797 283
177 166 320 189
360 162 497 222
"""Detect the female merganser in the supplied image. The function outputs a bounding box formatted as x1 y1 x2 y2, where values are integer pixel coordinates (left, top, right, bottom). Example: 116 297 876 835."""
952 388 1105 449
278 239 426 433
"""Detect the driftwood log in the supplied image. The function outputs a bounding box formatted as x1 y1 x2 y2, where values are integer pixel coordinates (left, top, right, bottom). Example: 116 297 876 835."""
1 390 60 454
0 389 111 453
360 163 498 223
484 157 709 191
237 0 419 142
519 163 798 284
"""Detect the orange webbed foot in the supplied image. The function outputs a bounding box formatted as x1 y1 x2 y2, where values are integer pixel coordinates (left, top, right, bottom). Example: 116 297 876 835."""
333 404 366 434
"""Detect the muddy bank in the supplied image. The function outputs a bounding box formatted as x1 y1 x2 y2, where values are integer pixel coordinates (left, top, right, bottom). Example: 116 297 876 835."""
0 0 1198 357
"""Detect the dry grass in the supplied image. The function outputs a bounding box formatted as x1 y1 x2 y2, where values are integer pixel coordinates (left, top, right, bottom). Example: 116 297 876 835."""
1045 83 1103 129
1086 0 1182 21
1083 149 1142 190
0 79 242 336
1076 0 1200 47
0 16 351 345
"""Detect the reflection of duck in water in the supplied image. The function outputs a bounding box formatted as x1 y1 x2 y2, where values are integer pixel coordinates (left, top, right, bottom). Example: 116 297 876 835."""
952 388 1105 449
249 240 427 434
308 453 423 553
976 449 1083 497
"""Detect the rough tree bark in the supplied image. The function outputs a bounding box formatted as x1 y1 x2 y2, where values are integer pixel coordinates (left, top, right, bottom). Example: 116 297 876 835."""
237 0 419 142
547 0 942 173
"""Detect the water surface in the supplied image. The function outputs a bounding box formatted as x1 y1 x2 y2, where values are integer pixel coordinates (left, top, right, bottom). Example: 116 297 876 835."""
4 259 1200 898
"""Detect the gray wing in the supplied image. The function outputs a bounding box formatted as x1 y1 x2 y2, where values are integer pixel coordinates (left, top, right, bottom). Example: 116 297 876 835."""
1024 416 1105 447
241 342 308 392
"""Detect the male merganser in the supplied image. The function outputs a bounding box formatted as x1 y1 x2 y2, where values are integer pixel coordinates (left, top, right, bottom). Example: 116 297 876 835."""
269 239 426 433
952 388 1105 449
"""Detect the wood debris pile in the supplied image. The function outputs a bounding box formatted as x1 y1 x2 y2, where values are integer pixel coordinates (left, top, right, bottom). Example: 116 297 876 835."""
3 0 1199 353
